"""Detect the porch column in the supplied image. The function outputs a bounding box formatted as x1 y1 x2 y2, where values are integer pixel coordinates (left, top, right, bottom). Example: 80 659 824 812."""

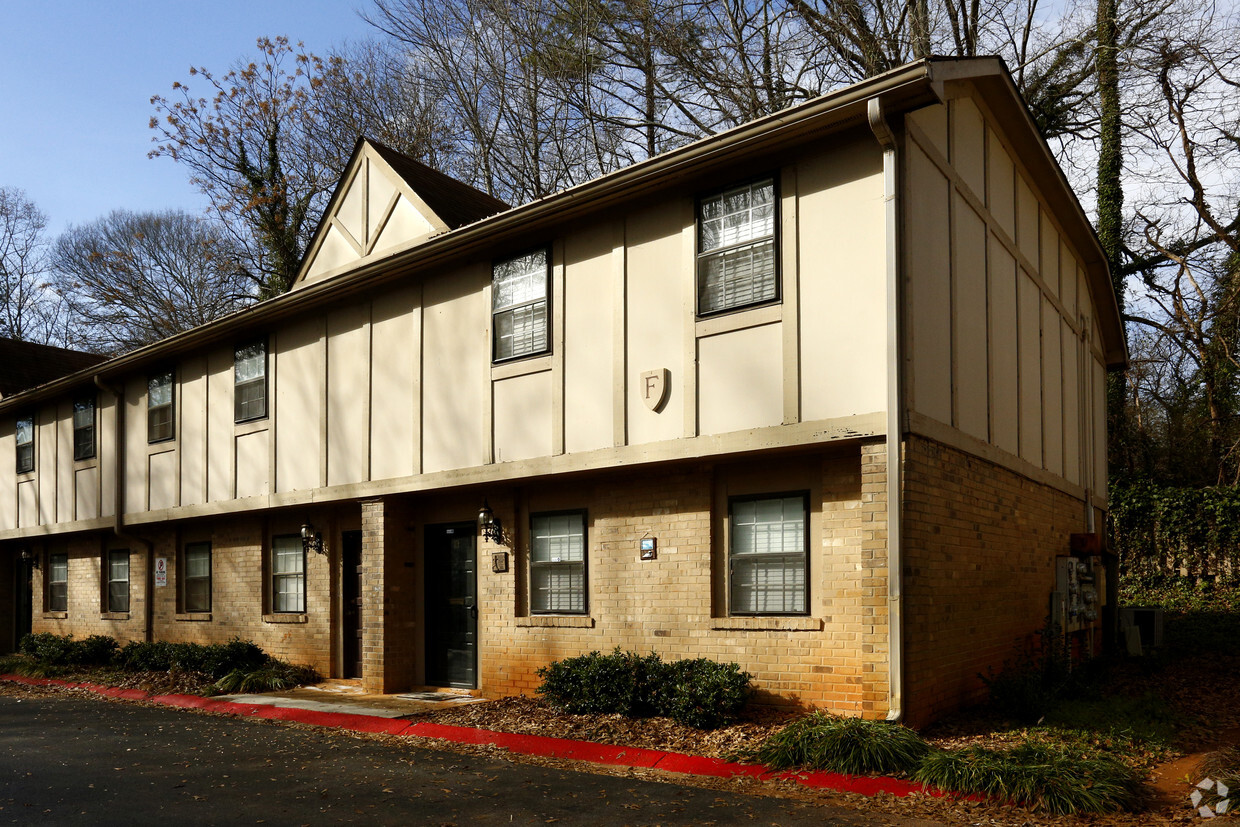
359 497 415 693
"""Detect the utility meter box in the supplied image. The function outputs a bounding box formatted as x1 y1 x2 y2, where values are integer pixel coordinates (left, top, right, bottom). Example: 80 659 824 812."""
1052 555 1100 634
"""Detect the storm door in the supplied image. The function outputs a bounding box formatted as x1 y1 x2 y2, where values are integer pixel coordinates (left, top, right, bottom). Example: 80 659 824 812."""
341 530 363 679
424 522 478 688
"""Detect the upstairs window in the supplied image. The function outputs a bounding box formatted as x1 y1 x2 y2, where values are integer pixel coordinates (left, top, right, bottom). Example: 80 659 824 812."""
183 542 212 613
48 553 68 612
15 415 33 473
148 370 174 443
697 178 777 315
234 341 268 422
729 493 808 615
107 549 130 613
73 396 96 461
493 248 549 362
530 511 587 614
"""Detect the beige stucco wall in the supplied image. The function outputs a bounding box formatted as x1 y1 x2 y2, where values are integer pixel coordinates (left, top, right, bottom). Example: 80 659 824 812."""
903 90 1110 501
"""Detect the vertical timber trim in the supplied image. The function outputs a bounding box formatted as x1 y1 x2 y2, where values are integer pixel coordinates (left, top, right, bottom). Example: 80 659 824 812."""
780 165 801 425
612 220 627 447
682 206 698 439
551 239 566 456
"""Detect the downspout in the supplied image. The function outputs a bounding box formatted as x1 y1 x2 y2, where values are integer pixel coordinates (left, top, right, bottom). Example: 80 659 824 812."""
94 375 154 643
868 97 904 724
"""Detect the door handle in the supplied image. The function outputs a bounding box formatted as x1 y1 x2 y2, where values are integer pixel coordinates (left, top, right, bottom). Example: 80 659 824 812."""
467 601 478 619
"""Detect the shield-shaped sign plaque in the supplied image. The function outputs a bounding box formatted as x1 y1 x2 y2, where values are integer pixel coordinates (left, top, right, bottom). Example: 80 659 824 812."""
640 368 670 412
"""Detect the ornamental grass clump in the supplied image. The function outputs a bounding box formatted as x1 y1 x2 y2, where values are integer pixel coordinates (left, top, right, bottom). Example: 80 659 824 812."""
914 740 1145 815
751 711 930 775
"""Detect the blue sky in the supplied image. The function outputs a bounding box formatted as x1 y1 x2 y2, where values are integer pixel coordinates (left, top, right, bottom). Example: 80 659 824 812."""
0 1 376 236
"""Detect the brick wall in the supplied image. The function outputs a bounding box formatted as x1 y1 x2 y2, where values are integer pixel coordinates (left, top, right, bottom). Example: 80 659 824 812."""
476 445 892 717
31 517 333 673
901 434 1089 727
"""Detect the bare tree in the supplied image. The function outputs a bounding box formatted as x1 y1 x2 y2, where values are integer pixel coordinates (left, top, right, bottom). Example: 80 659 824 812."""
54 210 251 354
150 36 449 297
0 187 64 344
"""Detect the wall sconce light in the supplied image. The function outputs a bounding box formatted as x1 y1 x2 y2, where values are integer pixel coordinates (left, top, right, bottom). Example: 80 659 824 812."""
301 523 326 555
478 500 503 544
20 548 39 570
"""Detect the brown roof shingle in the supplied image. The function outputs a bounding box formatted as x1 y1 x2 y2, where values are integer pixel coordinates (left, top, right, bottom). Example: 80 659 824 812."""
0 338 107 398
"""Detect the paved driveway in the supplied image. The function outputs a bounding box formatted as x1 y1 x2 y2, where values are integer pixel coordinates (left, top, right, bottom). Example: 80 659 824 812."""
0 693 936 826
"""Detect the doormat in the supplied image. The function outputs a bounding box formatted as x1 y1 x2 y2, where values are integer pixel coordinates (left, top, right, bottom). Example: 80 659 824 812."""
398 692 481 703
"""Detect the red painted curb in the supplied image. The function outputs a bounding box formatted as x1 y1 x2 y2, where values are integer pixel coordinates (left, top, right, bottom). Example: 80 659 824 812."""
0 673 966 801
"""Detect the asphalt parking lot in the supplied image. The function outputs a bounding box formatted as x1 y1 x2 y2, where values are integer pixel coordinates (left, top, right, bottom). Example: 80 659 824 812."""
0 692 931 826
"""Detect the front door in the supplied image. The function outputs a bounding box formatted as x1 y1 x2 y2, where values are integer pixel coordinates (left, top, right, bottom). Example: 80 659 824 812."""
341 530 363 679
13 556 32 651
424 522 477 688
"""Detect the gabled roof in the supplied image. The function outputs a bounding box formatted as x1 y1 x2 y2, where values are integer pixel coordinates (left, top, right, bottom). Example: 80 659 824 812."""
294 139 509 289
0 338 106 399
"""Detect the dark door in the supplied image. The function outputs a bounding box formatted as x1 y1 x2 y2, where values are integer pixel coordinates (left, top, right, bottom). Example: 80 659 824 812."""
424 522 477 688
341 530 363 679
13 557 32 651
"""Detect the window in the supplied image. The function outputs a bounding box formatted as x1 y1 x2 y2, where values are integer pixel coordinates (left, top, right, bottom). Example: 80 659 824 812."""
530 511 586 614
73 396 96 461
492 248 549 361
107 550 130 613
697 178 777 315
234 341 267 422
15 415 33 473
148 370 174 442
48 553 68 612
271 535 305 613
729 494 808 615
183 542 211 613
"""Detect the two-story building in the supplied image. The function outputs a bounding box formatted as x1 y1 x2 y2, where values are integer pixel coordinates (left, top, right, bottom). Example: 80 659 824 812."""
0 57 1125 727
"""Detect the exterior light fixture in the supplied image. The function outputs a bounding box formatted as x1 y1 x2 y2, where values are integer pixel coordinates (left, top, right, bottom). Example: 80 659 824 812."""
478 500 503 544
301 523 326 555
19 548 38 570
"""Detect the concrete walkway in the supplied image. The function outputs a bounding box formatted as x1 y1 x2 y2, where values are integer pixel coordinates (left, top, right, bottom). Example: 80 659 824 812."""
1 674 957 802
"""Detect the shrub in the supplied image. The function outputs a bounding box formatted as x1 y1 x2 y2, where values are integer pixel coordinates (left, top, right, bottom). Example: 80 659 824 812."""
18 633 117 667
751 711 929 775
117 638 267 679
212 661 321 694
653 658 751 729
536 648 662 716
536 649 752 728
915 740 1145 814
980 620 1080 722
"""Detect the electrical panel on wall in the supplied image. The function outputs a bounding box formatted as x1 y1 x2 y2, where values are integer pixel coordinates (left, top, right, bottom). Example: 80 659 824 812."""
1051 555 1101 634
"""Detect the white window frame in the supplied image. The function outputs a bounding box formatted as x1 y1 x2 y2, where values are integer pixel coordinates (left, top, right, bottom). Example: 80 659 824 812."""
530 511 587 615
148 370 175 443
73 396 96 461
492 248 550 362
271 535 305 613
15 415 33 473
234 340 268 423
728 493 808 616
107 550 130 613
48 552 68 612
696 177 778 316
183 542 212 614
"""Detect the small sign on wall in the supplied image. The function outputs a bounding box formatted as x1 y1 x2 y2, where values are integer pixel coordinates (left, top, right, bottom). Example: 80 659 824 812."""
154 557 167 588
640 538 657 560
640 369 670 412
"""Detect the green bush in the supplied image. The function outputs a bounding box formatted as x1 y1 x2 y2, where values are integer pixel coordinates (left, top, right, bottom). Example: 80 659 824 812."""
536 648 752 728
536 648 662 716
117 638 267 679
750 711 929 775
980 621 1082 722
212 661 321 694
915 740 1145 814
653 658 752 729
18 633 117 667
